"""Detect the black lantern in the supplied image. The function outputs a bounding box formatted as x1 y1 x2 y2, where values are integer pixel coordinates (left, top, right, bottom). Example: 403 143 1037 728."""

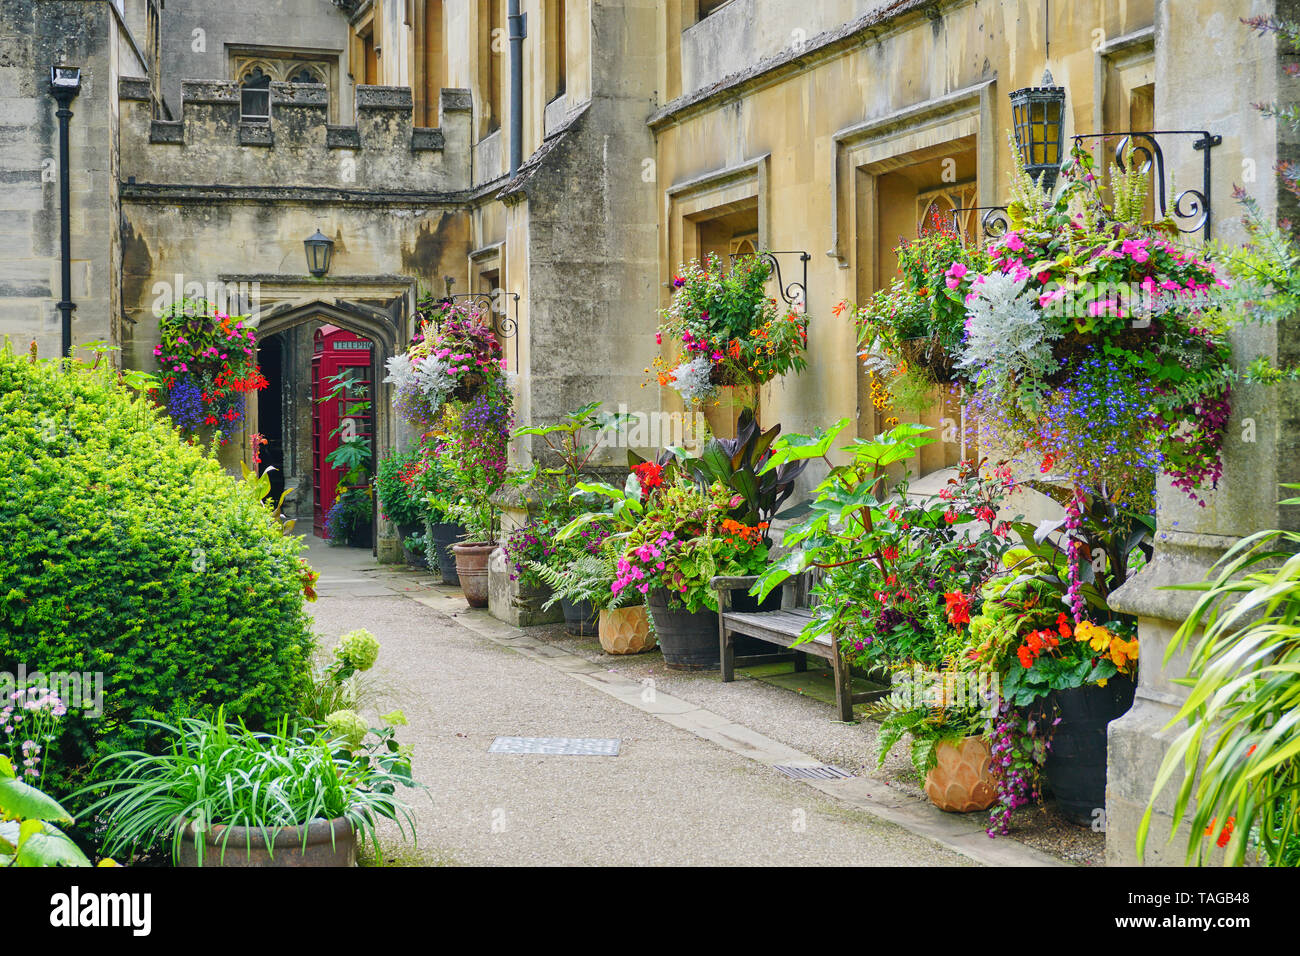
304 228 334 277
1009 69 1067 192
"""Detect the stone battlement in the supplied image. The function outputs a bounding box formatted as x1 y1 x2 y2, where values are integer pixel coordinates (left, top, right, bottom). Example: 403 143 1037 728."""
119 77 471 193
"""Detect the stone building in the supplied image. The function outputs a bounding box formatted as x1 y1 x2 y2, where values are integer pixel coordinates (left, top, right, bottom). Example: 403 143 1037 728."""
1 0 1297 865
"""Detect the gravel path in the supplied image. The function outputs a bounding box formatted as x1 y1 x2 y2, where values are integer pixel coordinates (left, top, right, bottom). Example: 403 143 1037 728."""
306 540 974 867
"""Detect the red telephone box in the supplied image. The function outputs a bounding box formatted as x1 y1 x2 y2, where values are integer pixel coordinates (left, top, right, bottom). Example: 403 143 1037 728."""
312 325 375 537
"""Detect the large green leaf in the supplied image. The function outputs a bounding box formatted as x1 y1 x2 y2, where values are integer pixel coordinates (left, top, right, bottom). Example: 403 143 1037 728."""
0 776 74 824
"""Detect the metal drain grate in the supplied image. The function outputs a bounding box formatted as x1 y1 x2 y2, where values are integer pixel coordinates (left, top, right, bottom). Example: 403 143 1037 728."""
488 737 621 756
772 764 853 780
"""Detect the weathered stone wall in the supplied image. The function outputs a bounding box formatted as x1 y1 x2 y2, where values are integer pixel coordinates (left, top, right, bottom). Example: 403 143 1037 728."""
156 0 355 122
1106 0 1296 867
650 0 1156 448
0 0 147 358
496 0 660 464
120 79 471 192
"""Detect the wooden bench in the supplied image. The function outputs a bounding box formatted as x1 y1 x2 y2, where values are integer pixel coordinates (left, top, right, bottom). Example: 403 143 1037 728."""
711 574 886 722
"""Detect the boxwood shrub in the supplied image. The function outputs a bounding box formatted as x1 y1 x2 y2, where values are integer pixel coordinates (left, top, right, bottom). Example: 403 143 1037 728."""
0 346 315 801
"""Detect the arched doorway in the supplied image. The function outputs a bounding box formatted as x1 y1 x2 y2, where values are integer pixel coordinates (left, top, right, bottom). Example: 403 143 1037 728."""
248 297 403 548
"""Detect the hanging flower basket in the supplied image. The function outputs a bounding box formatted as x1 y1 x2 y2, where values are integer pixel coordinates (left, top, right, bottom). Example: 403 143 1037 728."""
897 335 959 384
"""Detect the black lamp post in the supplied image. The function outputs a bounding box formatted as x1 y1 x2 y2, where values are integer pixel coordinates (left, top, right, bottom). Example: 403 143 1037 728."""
304 229 334 277
1009 69 1067 192
49 66 81 359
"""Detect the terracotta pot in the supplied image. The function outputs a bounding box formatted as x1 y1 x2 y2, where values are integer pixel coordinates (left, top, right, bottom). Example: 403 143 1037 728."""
177 817 355 868
924 736 998 813
598 606 656 655
452 541 495 607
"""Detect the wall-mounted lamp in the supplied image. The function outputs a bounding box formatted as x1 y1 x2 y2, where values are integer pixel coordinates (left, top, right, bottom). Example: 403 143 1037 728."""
1009 69 1067 192
304 228 334 277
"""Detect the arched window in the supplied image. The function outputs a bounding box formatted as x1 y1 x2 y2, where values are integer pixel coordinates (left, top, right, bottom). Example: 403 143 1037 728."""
240 66 272 122
287 64 324 85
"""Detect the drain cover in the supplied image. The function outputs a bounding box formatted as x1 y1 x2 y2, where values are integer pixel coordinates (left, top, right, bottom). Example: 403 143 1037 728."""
489 737 620 756
772 764 852 780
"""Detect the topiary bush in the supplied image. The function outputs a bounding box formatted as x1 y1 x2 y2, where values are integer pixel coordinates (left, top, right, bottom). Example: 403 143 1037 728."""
0 345 316 804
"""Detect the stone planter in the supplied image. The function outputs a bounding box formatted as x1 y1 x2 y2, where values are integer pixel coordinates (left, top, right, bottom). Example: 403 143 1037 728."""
924 736 998 813
599 605 655 655
177 817 355 868
1043 676 1137 826
647 588 716 669
562 597 599 636
452 541 495 608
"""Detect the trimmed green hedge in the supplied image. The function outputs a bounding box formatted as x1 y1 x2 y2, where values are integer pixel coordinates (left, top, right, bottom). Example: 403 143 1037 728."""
0 346 315 799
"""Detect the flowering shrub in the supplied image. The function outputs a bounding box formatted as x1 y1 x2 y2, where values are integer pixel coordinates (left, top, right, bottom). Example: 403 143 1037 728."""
385 303 505 430
376 444 428 528
652 253 808 406
612 479 769 612
502 519 560 588
755 421 1017 667
154 298 267 443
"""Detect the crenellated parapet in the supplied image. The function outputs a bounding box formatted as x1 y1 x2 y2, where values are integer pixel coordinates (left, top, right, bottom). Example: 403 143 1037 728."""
118 77 472 193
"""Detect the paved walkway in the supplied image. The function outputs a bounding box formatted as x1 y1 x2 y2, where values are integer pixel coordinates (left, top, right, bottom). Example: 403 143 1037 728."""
305 538 1063 866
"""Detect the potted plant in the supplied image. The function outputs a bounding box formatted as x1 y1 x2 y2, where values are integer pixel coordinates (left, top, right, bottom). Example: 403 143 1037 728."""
79 709 419 868
651 253 809 409
376 444 428 547
875 695 997 813
615 478 771 669
440 381 514 607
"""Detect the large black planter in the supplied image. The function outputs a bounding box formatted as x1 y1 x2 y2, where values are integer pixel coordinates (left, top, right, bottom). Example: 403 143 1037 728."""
729 587 782 656
1042 676 1136 826
647 588 719 670
560 598 599 636
426 521 465 585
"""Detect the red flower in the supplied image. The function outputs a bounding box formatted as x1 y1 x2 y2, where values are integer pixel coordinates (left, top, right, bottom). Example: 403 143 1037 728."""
1057 612 1072 638
881 545 898 563
944 591 971 627
943 509 958 524
1039 454 1056 473
1017 645 1035 669
976 506 996 524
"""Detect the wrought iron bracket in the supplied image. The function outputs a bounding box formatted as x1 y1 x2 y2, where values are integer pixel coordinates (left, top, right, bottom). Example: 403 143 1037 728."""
442 291 521 369
950 206 1011 243
1072 130 1221 239
728 250 811 313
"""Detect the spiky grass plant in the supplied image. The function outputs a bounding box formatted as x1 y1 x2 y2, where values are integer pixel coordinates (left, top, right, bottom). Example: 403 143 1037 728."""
1139 488 1300 865
79 710 419 865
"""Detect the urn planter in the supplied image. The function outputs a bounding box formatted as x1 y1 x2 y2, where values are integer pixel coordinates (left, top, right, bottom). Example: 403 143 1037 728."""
177 817 356 868
452 541 495 608
924 736 998 813
1042 676 1137 826
598 605 656 655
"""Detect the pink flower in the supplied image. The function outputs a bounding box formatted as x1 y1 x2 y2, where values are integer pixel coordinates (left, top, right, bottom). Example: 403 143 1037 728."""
1121 238 1150 264
1002 231 1026 253
944 262 968 289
